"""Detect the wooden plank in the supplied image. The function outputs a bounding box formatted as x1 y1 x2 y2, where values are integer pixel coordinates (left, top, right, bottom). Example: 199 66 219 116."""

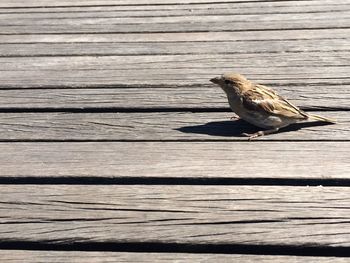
0 17 348 34
1 38 350 57
1 69 348 87
2 185 350 247
2 9 350 26
0 86 348 110
1 29 349 43
0 142 349 178
0 53 349 87
1 53 347 71
0 111 346 141
0 1 349 34
0 0 348 8
3 6 350 23
1 251 349 263
0 1 349 17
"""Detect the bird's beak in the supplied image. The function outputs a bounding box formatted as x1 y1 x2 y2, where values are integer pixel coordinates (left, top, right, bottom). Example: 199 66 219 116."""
210 76 222 84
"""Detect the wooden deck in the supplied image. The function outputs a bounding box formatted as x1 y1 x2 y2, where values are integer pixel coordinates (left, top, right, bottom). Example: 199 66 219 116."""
1 0 350 261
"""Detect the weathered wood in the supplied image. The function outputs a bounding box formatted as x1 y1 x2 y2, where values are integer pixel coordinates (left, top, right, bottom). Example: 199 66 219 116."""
1 29 349 43
0 0 349 16
1 251 349 263
1 52 347 70
0 86 348 110
0 17 348 34
0 111 346 141
0 0 348 260
4 8 350 25
0 53 349 87
0 0 281 8
0 142 349 178
1 10 349 26
2 185 350 247
2 38 350 57
1 3 350 18
0 0 348 9
0 0 349 34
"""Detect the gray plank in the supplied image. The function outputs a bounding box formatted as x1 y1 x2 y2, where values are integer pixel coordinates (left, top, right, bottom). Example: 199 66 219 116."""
2 38 350 57
0 86 348 110
0 0 269 8
0 1 349 17
0 19 348 34
1 52 347 70
0 0 347 8
0 53 349 87
2 9 350 25
2 185 350 246
1 251 349 263
0 1 349 34
3 7 349 24
1 70 348 87
1 29 349 43
0 111 346 141
1 142 349 178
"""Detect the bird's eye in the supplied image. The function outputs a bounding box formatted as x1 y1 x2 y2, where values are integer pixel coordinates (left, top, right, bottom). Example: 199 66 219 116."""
224 79 231 84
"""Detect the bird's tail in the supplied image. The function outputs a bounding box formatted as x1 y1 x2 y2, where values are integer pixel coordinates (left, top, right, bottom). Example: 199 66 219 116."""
307 113 337 123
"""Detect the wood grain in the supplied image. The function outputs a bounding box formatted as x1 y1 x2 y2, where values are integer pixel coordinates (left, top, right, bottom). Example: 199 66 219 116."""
0 13 348 35
1 251 349 263
1 29 349 43
1 52 348 71
0 86 348 110
1 142 348 178
0 53 349 87
5 8 349 23
0 0 348 8
0 0 287 8
2 185 350 247
2 38 350 57
0 0 349 16
0 111 346 141
0 0 349 34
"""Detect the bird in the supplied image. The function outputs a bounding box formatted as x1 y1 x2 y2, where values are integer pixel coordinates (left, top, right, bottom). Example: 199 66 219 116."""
210 73 336 140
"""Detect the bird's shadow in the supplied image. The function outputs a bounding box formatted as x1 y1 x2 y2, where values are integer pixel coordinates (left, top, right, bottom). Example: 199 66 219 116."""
176 119 333 137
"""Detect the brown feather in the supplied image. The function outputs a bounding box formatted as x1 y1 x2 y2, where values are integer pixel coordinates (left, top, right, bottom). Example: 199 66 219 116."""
242 83 307 120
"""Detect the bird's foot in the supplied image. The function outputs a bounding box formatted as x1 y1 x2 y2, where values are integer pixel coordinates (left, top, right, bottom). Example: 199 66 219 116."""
241 131 263 141
241 128 279 141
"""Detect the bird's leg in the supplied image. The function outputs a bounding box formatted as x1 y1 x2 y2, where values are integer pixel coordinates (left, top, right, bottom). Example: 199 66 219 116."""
242 128 279 141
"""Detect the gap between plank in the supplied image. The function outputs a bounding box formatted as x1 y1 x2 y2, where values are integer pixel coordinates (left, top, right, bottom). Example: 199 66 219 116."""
0 176 350 186
1 38 348 44
0 80 349 89
0 107 346 113
0 0 330 10
1 10 349 17
0 241 350 257
1 26 350 35
0 139 349 142
1 49 350 58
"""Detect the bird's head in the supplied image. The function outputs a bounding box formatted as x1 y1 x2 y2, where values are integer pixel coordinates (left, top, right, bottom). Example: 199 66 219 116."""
210 73 250 95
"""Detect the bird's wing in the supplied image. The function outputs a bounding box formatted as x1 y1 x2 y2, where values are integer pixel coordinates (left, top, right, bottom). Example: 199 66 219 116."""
242 84 308 119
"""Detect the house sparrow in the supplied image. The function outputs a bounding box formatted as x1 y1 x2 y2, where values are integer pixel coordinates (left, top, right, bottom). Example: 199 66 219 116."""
210 73 336 140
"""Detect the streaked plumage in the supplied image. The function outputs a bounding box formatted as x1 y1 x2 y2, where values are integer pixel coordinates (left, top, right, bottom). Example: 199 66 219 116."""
210 73 336 139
